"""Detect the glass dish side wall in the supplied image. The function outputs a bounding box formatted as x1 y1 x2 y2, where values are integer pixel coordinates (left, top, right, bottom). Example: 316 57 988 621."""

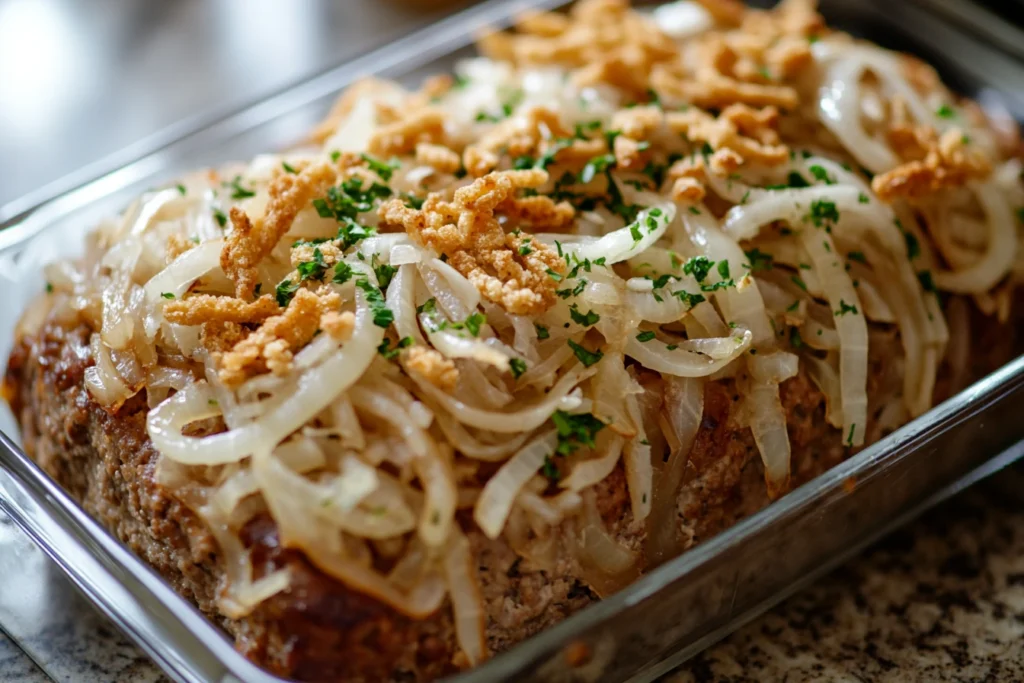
0 2 1022 683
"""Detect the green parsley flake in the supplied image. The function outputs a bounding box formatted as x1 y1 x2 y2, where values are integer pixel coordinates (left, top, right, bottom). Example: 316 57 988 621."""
281 161 298 174
682 256 714 282
636 330 656 342
297 247 329 282
847 251 868 264
936 104 955 119
791 275 809 292
569 305 600 327
807 199 839 227
903 230 921 260
551 410 606 456
175 183 187 195
160 292 175 299
355 278 394 328
360 153 400 181
535 324 550 340
377 336 413 359
229 176 255 200
541 455 561 483
809 165 834 185
567 339 603 367
744 248 774 272
835 299 859 316
275 279 300 307
213 208 228 228
332 261 354 284
509 358 527 379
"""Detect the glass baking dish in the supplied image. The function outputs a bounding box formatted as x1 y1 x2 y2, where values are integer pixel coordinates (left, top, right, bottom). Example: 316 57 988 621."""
1 1 1023 682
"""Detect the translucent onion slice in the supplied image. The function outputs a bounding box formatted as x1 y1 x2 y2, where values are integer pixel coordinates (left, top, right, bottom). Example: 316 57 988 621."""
560 433 625 492
142 240 223 338
474 430 558 539
932 183 1018 294
625 329 752 377
444 530 488 666
576 203 676 265
412 364 596 433
800 230 868 446
251 447 444 618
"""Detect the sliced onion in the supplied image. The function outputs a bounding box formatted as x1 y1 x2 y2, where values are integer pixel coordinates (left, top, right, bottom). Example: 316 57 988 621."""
474 430 558 539
576 203 676 265
444 530 488 666
412 364 596 433
625 329 751 377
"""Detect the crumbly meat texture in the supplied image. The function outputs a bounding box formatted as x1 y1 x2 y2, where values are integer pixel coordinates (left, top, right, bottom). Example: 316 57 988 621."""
10 311 1002 681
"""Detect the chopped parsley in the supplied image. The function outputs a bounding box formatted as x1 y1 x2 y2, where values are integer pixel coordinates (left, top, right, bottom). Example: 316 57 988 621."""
744 248 774 272
717 259 731 280
213 208 228 228
807 199 839 228
858 192 870 204
809 165 834 185
567 339 604 367
460 312 485 337
275 279 300 307
569 305 600 327
903 230 921 260
281 161 298 174
535 324 550 340
847 251 868 264
297 247 329 282
401 192 424 210
229 176 255 200
518 239 533 256
541 455 561 483
332 261 354 284
791 275 809 291
360 153 400 181
835 299 859 316
355 278 394 327
372 257 397 291
160 292 175 299
545 268 564 282
789 327 805 349
936 104 955 119
509 358 527 379
556 279 588 299
175 183 187 195
330 150 341 162
312 177 390 248
846 423 856 447
551 410 606 456
377 336 413 359
682 256 715 282
672 290 706 308
636 330 656 342
917 270 937 293
688 206 701 215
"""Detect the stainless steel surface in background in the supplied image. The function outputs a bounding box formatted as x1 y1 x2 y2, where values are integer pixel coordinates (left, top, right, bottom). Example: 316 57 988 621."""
0 0 474 208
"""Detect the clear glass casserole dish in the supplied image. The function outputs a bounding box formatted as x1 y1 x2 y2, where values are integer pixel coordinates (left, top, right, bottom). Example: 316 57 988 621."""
1 1 1023 681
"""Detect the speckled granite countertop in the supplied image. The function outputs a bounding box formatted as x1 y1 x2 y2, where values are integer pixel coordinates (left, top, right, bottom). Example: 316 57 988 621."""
2 463 1023 683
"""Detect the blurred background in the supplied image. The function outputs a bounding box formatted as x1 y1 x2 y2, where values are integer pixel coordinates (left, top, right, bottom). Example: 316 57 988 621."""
0 0 478 208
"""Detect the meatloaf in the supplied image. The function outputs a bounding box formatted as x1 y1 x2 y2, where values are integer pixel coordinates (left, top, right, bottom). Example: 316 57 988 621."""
6 306 1017 682
4 0 1024 681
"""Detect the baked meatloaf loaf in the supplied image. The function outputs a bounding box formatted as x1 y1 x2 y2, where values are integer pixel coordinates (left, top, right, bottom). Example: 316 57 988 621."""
4 1 1022 680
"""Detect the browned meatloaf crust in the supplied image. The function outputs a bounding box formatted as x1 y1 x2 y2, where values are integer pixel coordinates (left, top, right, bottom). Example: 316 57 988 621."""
4 310 1019 682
